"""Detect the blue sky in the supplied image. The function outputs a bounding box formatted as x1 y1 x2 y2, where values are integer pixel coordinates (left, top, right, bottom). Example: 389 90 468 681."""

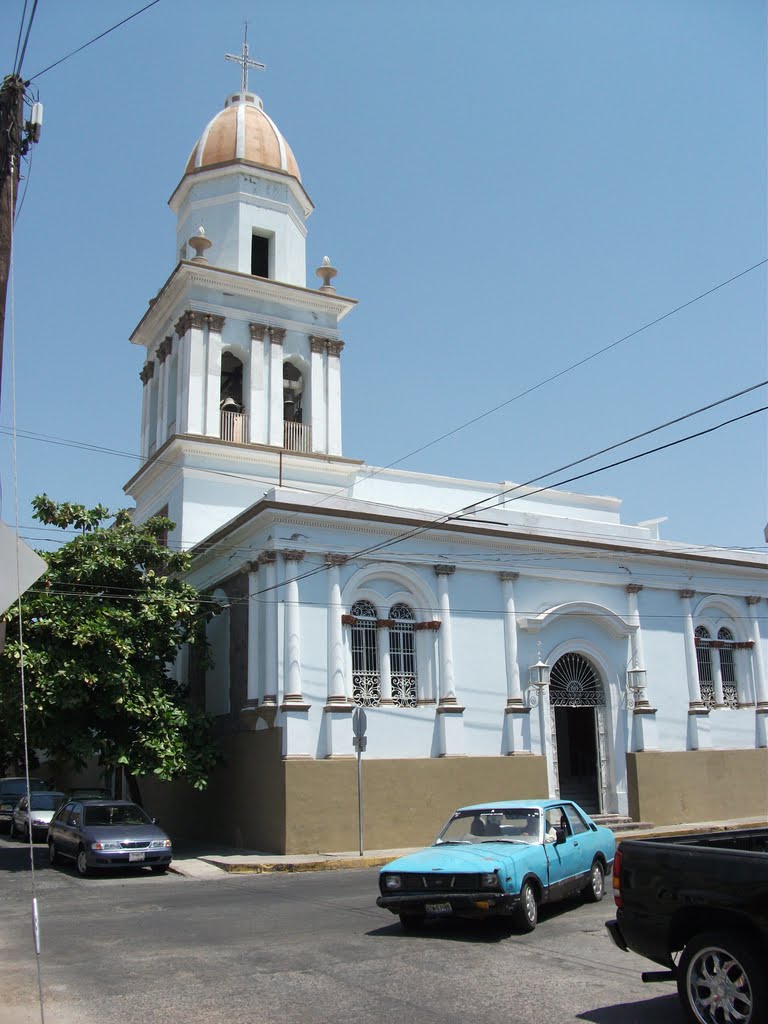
1 0 766 553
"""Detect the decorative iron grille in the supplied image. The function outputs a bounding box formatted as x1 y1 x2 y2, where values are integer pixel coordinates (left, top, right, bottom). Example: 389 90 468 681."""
350 601 380 706
717 627 740 708
390 603 417 706
549 653 605 707
694 626 716 708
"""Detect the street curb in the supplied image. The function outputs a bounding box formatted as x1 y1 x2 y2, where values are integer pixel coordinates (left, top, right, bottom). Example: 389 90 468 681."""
203 855 394 874
613 819 768 843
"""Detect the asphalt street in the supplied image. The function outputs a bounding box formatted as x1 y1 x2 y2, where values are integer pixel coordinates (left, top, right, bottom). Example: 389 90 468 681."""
0 835 684 1024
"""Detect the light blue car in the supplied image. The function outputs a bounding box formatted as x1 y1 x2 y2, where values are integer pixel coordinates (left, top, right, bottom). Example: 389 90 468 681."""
377 799 615 932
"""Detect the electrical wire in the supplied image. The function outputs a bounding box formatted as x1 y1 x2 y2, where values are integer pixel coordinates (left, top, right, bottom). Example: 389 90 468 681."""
13 0 30 75
14 0 38 77
26 0 163 83
248 402 768 599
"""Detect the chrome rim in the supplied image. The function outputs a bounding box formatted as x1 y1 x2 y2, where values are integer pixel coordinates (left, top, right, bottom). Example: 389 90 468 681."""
523 884 536 923
77 851 88 875
686 945 753 1024
591 864 604 898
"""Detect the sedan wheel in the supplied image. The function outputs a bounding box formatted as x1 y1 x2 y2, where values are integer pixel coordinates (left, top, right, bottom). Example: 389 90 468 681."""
9 820 17 840
76 848 91 877
514 880 538 932
583 861 605 903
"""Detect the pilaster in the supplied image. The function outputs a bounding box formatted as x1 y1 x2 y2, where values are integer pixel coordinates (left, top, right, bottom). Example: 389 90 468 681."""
309 336 328 453
259 550 278 706
268 326 285 446
326 339 344 456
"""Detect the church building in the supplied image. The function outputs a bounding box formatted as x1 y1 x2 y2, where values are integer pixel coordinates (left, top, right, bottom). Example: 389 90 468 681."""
125 49 768 853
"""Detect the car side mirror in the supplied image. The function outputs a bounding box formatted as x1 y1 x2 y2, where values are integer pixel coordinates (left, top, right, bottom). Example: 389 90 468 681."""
555 827 567 845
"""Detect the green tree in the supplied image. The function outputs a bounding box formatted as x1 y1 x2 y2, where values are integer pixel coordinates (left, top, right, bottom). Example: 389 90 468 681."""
0 496 221 802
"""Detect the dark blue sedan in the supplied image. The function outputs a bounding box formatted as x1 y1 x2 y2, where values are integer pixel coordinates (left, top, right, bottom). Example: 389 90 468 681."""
47 799 173 876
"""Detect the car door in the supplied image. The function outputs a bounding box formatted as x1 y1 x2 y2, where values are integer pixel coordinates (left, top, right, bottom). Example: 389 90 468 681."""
561 803 595 892
54 802 81 857
543 804 585 900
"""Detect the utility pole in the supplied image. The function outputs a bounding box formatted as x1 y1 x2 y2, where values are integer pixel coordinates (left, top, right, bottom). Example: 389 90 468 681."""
0 73 26 403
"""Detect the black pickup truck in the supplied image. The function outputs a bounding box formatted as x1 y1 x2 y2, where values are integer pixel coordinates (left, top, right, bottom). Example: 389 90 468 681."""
606 828 768 1024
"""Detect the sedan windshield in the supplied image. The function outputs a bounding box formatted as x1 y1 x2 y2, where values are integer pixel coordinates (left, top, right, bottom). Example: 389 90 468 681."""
435 808 542 845
29 793 65 811
83 804 151 827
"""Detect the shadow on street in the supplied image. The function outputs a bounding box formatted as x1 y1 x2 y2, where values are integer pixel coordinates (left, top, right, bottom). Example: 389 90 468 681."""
577 993 681 1023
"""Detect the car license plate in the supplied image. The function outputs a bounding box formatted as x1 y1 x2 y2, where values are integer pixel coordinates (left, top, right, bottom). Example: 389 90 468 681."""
128 851 145 862
425 902 452 915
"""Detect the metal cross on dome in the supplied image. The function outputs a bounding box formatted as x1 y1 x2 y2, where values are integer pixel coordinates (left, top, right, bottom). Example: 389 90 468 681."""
225 24 266 93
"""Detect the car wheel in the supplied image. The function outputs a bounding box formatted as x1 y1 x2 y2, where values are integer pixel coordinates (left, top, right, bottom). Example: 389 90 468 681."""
513 880 538 933
150 865 168 875
9 819 17 839
398 912 425 932
677 930 765 1024
48 840 61 865
583 860 605 903
76 848 91 877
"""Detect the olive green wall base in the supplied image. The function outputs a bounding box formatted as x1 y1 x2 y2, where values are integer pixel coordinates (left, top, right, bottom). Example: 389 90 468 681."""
285 754 549 853
140 728 286 852
626 749 768 826
139 731 549 853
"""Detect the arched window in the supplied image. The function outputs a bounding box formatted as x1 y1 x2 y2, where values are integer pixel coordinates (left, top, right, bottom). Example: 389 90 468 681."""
694 626 715 708
717 627 739 708
220 352 246 442
389 603 417 708
549 653 605 706
350 601 379 706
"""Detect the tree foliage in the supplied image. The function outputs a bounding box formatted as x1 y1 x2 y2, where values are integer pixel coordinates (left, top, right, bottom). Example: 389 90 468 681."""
0 496 221 797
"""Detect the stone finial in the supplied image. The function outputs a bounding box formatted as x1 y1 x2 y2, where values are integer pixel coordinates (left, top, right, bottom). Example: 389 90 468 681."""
188 226 212 263
315 256 337 293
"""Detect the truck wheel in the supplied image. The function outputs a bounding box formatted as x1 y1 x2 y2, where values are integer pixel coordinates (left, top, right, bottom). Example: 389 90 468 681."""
678 930 764 1024
582 860 605 903
513 880 538 933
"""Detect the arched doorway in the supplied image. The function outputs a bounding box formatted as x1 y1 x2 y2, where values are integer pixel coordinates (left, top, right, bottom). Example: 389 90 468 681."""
549 653 606 814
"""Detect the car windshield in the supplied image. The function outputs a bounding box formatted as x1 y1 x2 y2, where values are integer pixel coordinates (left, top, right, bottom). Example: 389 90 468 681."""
434 808 543 845
83 804 151 827
29 793 65 811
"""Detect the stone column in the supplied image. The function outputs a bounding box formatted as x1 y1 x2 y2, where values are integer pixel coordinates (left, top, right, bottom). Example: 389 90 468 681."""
323 554 353 758
177 311 207 435
268 327 285 447
680 589 709 749
309 336 327 453
434 565 464 756
326 340 344 456
245 561 260 705
259 551 278 706
626 584 658 751
139 361 154 458
247 324 267 444
175 329 188 433
281 550 305 705
376 617 393 704
499 572 530 755
747 596 768 747
204 314 226 436
154 338 171 451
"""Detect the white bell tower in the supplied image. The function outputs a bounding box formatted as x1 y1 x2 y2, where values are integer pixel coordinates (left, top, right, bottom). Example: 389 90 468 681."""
125 41 358 549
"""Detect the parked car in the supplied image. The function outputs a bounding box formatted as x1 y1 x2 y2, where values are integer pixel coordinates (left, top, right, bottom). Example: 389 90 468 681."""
377 799 615 932
10 792 67 841
59 787 111 803
0 777 49 829
606 828 768 1024
47 799 173 877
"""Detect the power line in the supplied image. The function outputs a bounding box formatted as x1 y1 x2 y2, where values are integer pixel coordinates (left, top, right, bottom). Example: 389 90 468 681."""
249 402 768 598
26 0 163 82
13 0 30 75
295 257 768 514
14 0 39 77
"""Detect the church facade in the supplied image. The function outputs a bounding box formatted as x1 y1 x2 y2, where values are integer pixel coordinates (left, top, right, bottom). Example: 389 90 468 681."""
125 67 768 853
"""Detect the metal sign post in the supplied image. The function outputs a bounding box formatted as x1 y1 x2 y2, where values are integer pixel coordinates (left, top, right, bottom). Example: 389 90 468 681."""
352 708 367 856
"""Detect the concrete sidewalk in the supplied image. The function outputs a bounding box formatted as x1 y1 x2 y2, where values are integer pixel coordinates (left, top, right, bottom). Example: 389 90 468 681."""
168 815 768 879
